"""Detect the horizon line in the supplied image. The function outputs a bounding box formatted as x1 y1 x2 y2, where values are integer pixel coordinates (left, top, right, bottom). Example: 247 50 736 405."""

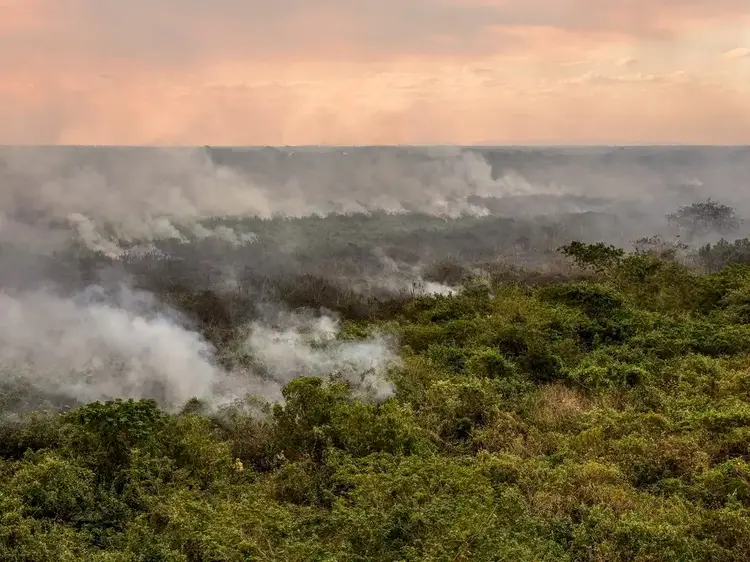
1 143 749 149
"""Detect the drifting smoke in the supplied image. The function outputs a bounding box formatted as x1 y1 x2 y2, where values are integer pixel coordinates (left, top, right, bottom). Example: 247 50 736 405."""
243 309 398 402
0 284 397 413
2 145 749 257
0 285 220 408
3 145 748 248
1 147 264 256
0 145 748 412
357 249 457 296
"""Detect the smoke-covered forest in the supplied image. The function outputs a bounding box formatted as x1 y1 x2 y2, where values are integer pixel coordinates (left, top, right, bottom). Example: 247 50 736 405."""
2 146 750 561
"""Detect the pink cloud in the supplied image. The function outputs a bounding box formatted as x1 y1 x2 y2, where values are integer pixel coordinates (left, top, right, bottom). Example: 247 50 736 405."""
724 47 750 58
3 0 748 69
1 0 749 143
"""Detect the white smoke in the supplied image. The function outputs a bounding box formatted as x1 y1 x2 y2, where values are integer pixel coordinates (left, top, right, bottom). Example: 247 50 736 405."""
243 310 398 402
0 285 220 407
345 249 458 297
3 145 749 254
0 145 746 414
0 284 398 412
0 146 579 247
64 212 258 258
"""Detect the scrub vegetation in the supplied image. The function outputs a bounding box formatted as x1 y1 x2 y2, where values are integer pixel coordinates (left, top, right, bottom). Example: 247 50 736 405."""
4 200 750 561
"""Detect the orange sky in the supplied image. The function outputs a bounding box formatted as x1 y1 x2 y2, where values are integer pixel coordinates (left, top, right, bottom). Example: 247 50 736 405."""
1 0 749 144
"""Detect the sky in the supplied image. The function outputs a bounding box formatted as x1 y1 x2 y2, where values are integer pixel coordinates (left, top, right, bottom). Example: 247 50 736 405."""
1 0 749 145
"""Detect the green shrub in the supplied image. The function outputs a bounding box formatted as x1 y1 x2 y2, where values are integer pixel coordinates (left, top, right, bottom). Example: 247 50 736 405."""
7 232 750 559
9 453 96 522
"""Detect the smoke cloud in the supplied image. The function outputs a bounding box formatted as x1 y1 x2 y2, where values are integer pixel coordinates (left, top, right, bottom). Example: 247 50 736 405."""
1 145 748 413
3 146 749 242
243 309 398 402
0 284 398 413
0 285 220 409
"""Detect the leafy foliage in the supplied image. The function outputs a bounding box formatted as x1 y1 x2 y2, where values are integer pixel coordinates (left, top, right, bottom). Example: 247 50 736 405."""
667 198 741 241
699 238 750 273
9 236 750 559
558 241 625 273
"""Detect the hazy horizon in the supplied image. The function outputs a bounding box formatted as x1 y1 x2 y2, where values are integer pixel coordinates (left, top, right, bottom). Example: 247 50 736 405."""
2 144 750 149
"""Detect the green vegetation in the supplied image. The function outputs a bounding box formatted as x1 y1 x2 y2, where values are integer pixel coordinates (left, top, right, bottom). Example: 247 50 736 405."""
6 203 750 559
667 199 741 242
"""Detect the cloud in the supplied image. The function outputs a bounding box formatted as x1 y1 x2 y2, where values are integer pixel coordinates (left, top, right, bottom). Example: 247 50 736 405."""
0 63 747 145
1 0 749 143
723 47 750 59
0 0 524 69
563 70 690 85
486 0 750 37
2 0 749 72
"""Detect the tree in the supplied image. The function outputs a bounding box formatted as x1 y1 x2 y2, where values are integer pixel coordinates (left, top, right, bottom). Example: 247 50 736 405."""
558 241 625 273
667 199 740 240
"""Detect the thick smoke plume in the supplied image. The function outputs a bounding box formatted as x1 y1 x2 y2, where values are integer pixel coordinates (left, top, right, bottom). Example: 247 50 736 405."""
0 285 397 413
243 309 398 402
0 145 748 412
2 145 748 254
0 285 220 408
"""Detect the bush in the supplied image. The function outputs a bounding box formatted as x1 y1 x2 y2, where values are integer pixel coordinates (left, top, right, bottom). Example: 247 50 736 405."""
7 229 750 559
558 241 624 273
667 199 740 241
